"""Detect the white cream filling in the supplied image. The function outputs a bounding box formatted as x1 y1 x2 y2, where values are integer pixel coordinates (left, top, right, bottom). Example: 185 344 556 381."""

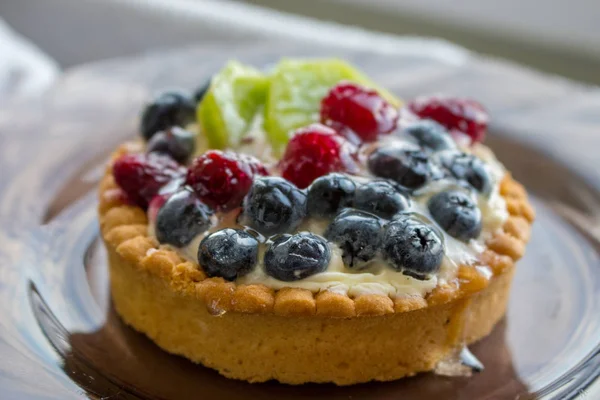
149 134 508 298
239 244 439 298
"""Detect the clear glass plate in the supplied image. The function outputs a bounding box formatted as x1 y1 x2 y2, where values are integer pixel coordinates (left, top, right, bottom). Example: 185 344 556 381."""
0 44 599 399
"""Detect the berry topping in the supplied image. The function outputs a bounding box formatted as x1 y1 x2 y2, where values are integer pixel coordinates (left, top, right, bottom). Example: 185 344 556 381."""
353 180 410 219
320 82 398 143
264 59 400 151
140 90 196 140
325 210 383 269
146 126 197 164
403 119 455 152
264 232 330 281
383 216 444 280
244 155 270 176
155 188 213 247
198 228 258 281
428 190 482 241
186 150 268 211
368 147 435 190
280 123 357 189
151 172 187 205
324 120 363 146
148 193 171 221
307 173 356 218
113 153 186 208
439 151 492 195
407 96 488 144
242 177 307 235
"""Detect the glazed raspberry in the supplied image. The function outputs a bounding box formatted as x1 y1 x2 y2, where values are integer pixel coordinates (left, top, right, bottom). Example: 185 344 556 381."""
243 154 270 176
407 96 488 144
280 123 357 189
323 120 362 146
320 82 398 142
187 150 268 211
113 153 186 208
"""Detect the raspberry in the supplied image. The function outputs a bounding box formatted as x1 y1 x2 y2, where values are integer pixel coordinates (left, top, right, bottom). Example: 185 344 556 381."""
323 120 362 146
280 123 357 189
407 96 488 144
187 150 268 211
243 154 270 176
113 153 186 208
320 82 398 143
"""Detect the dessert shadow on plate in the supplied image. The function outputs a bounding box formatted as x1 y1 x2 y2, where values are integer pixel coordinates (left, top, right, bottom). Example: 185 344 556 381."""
24 131 600 400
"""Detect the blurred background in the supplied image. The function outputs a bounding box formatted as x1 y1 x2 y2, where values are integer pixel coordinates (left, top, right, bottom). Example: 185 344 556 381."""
1 0 599 101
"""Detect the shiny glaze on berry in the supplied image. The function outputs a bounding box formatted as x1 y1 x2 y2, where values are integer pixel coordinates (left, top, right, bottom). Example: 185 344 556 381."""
321 82 398 142
264 232 330 281
407 96 488 144
146 126 196 164
140 90 196 140
383 216 444 280
186 150 268 211
280 123 358 189
198 228 258 281
242 177 307 235
113 152 186 208
155 188 213 247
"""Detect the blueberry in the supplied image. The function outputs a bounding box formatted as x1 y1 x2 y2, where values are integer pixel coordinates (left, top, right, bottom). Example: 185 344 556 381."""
404 119 455 152
264 232 330 281
383 216 443 280
193 79 210 103
198 228 258 281
368 147 434 190
242 177 307 235
146 126 196 164
325 210 383 269
140 90 196 140
307 173 356 218
155 188 212 247
353 180 410 219
440 151 492 195
428 190 482 241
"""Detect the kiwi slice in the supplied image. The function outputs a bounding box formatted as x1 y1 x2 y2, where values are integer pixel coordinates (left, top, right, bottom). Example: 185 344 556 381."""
197 61 268 149
263 58 401 153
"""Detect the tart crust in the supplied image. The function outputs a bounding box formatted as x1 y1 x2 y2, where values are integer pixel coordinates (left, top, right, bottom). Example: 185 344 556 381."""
99 143 534 385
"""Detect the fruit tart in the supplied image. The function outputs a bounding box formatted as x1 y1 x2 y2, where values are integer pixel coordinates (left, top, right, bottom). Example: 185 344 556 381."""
98 59 534 385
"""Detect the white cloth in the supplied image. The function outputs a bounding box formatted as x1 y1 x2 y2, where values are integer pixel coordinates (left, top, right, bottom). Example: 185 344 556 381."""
0 18 59 102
